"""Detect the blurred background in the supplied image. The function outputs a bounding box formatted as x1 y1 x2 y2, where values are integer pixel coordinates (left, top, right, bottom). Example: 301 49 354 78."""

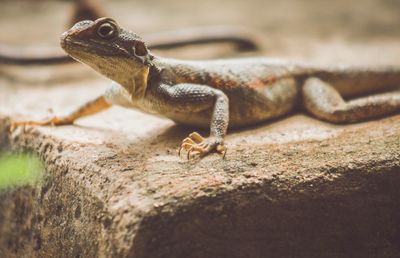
0 0 400 62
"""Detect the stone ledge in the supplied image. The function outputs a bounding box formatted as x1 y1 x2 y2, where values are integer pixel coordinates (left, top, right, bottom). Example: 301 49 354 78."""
1 107 399 257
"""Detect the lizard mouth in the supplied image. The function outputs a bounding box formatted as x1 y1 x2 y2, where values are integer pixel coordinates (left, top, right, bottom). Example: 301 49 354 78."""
60 34 93 53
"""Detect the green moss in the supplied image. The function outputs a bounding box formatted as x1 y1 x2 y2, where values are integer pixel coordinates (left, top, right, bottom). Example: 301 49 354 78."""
0 153 44 191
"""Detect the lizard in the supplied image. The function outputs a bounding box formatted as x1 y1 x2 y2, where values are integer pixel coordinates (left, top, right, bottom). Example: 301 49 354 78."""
10 17 400 158
0 0 260 65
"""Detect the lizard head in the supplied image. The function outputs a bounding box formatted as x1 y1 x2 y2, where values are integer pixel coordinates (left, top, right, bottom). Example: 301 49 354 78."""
60 17 153 98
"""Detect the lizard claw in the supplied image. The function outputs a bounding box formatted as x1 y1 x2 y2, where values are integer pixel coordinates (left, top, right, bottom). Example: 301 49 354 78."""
179 131 227 159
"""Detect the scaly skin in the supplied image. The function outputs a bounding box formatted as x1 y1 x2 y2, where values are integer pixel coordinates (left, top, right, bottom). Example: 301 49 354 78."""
11 18 400 158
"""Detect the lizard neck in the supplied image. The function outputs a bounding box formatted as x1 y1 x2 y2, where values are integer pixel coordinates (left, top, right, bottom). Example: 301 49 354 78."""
149 56 186 83
90 55 150 100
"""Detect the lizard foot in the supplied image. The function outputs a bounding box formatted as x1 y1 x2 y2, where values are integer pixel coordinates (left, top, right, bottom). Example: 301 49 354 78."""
179 132 227 159
9 116 73 133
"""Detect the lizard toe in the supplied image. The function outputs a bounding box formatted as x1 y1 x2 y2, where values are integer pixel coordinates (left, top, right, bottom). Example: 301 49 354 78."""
9 116 73 133
179 132 226 159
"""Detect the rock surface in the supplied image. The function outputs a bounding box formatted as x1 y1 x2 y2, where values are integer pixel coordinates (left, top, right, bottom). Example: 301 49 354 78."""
1 0 400 257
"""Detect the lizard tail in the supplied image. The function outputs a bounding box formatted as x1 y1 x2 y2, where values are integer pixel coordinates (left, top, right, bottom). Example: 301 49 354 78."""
310 66 400 98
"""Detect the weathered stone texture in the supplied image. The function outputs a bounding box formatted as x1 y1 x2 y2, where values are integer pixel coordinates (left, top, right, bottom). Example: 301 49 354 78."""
1 112 400 257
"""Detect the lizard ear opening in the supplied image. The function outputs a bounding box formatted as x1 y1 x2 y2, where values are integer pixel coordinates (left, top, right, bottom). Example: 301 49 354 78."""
133 41 148 56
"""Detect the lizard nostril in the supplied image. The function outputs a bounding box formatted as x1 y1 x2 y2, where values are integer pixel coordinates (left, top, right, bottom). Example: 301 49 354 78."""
60 32 70 48
60 31 68 39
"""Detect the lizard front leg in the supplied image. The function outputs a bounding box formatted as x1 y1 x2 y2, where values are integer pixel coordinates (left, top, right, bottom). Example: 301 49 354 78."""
152 83 229 159
10 96 111 131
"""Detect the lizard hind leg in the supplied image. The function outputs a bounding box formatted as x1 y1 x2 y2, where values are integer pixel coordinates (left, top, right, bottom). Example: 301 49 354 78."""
10 96 111 132
302 77 400 123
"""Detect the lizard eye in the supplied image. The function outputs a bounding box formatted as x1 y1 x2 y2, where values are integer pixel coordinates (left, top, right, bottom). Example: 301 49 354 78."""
134 41 148 56
97 22 116 39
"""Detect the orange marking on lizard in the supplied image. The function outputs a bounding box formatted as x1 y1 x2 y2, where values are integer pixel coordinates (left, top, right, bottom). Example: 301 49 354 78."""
248 75 277 89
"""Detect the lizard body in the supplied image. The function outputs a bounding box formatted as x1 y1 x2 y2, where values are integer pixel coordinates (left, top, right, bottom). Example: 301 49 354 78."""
11 18 400 158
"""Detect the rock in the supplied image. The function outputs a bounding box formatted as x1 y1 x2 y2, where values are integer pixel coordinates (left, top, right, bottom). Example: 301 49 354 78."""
1 78 400 257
